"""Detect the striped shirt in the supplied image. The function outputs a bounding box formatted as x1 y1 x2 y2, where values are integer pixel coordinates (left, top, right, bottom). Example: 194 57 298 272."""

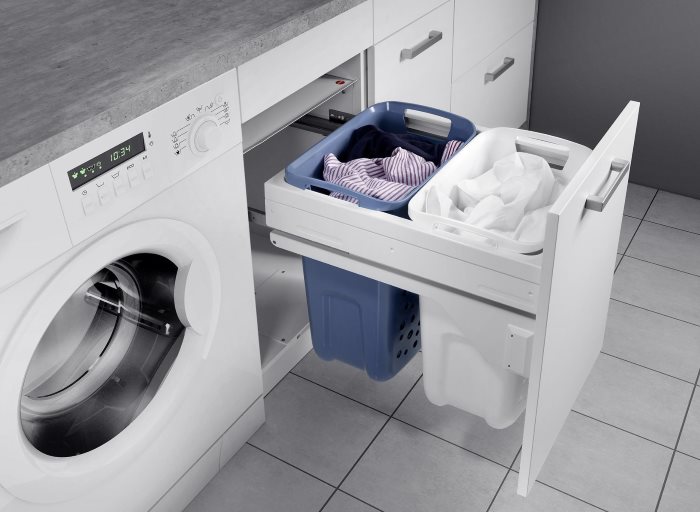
324 139 463 204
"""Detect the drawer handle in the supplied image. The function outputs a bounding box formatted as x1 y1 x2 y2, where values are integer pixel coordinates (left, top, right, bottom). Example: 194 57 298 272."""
585 159 631 212
400 31 443 61
0 211 26 233
485 57 515 83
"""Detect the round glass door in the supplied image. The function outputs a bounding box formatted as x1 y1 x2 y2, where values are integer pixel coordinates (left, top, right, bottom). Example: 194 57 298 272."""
20 254 185 457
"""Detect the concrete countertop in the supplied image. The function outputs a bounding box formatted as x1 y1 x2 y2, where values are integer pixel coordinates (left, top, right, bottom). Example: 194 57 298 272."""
0 0 364 187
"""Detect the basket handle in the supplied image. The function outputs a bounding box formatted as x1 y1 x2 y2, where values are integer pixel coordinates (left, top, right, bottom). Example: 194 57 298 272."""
386 101 476 142
418 208 543 252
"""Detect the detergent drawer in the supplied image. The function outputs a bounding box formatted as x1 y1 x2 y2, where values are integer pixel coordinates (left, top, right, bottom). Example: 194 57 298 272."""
265 102 640 496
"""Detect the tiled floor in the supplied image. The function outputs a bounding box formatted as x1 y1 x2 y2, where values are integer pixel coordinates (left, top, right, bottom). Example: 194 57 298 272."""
187 184 700 512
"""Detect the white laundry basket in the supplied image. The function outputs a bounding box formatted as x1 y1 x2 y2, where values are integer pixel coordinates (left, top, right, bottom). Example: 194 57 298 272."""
409 127 592 253
411 128 592 428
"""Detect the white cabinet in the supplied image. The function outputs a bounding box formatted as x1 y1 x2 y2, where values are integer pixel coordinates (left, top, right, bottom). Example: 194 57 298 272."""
368 1 454 111
452 0 537 79
373 0 449 43
451 23 535 127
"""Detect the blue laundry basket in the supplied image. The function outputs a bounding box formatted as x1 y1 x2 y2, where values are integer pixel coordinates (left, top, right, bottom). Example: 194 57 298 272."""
285 101 476 210
302 258 421 381
289 102 475 380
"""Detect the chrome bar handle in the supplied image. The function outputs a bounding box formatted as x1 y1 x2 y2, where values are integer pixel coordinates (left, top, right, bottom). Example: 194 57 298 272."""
585 159 631 212
485 57 515 83
400 31 443 61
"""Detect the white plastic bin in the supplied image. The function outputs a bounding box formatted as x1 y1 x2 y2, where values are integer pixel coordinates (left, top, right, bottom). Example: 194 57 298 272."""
412 127 592 428
409 127 592 253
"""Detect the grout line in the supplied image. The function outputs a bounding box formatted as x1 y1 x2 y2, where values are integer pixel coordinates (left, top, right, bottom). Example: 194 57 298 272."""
654 367 700 512
390 416 513 471
640 189 660 221
620 216 643 255
335 490 385 512
570 410 676 451
610 298 700 329
643 218 700 238
245 442 336 488
535 481 610 511
614 253 624 273
676 448 700 463
485 448 522 512
599 351 698 385
318 377 423 512
289 371 391 417
623 253 700 280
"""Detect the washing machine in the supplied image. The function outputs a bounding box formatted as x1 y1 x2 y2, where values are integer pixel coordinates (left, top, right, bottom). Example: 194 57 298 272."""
0 69 263 511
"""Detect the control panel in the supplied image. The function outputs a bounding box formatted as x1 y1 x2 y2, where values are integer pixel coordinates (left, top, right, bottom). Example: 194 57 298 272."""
49 69 242 244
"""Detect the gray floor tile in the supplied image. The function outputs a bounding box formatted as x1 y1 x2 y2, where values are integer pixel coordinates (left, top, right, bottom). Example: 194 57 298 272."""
646 190 700 234
612 257 700 325
603 300 700 383
341 419 507 512
292 350 423 415
618 215 641 254
490 472 600 512
249 373 387 486
627 221 700 276
184 444 333 512
323 492 380 512
678 387 700 460
394 379 523 467
536 412 672 512
624 183 656 218
657 453 700 512
573 354 692 447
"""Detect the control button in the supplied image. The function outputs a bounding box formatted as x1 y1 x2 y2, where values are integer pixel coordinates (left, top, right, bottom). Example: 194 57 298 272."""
81 191 97 215
190 117 222 154
113 173 128 196
126 161 142 187
97 183 113 205
142 159 154 179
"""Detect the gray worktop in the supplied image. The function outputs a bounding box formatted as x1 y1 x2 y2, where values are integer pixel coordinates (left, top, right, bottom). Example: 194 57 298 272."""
0 0 364 187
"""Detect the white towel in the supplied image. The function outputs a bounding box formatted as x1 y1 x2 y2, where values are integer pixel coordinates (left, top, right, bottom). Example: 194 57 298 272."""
424 152 557 243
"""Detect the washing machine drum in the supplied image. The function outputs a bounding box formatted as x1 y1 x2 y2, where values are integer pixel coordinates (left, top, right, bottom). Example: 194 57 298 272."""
20 253 186 457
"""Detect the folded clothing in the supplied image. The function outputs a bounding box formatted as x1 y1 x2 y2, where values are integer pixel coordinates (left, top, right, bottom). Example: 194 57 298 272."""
324 137 463 204
424 152 558 244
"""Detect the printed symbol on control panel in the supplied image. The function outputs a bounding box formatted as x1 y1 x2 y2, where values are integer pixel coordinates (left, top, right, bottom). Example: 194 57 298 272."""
171 131 177 137
72 172 79 179
186 114 194 121
196 106 203 113
148 131 152 138
96 181 104 187
81 189 88 196
111 172 120 179
79 168 86 175
175 150 181 155
149 141 154 146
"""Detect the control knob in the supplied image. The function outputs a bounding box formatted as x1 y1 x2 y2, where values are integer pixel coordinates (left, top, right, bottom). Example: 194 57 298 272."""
190 116 222 154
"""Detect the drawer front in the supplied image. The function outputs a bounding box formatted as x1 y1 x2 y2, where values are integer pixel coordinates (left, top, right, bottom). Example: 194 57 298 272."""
374 0 450 43
370 1 454 111
453 0 536 80
238 2 372 122
0 166 72 291
451 22 534 128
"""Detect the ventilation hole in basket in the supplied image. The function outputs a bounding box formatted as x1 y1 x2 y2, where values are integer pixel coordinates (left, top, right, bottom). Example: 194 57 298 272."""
416 330 420 337
411 314 416 323
403 349 408 356
418 320 421 326
396 351 401 359
407 329 413 340
399 334 404 341
404 303 410 311
413 340 418 348
400 321 405 331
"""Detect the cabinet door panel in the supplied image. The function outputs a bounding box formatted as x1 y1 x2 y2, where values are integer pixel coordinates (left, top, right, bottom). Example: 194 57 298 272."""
374 0 449 43
453 0 536 80
451 23 533 128
518 102 640 496
370 1 454 111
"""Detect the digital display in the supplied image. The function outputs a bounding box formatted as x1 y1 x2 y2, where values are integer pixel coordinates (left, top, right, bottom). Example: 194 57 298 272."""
67 133 146 190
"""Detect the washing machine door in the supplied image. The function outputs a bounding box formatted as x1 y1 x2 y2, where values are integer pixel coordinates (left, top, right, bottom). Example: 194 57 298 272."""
0 219 221 503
